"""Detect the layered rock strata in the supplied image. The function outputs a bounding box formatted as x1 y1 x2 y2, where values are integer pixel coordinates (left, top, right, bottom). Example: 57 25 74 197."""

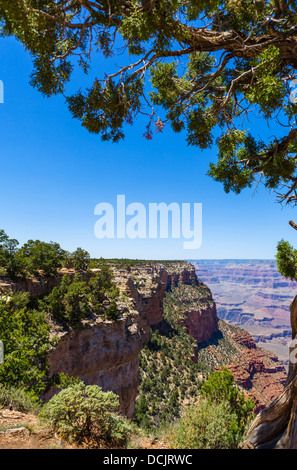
198 320 287 412
46 314 142 418
45 261 216 417
192 259 296 364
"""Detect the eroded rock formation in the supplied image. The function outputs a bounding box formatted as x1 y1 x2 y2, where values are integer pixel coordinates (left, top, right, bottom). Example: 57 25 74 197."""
196 319 287 413
1 261 288 422
242 295 297 448
46 314 142 418
192 259 296 364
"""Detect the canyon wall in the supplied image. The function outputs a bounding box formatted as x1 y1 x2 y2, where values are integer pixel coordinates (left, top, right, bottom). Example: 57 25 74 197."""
121 262 213 344
201 320 287 412
1 261 288 418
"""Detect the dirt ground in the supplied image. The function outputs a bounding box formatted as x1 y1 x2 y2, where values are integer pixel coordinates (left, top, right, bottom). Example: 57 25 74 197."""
0 408 77 449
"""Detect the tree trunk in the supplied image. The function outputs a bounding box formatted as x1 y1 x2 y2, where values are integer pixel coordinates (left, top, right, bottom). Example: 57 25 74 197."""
241 295 297 449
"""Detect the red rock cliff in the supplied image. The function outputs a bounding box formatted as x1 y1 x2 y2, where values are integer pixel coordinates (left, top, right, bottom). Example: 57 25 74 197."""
201 320 288 413
45 261 211 417
162 280 219 345
46 314 142 418
2 261 287 418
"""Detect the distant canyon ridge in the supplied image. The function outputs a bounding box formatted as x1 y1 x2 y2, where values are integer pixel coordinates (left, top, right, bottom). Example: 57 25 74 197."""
192 260 297 366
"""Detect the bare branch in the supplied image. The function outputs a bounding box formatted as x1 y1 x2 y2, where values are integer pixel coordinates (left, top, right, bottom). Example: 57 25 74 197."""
289 220 297 231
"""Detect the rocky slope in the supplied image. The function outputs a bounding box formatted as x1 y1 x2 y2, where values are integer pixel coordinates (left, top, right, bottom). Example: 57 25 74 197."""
44 261 217 418
0 408 169 450
197 320 287 412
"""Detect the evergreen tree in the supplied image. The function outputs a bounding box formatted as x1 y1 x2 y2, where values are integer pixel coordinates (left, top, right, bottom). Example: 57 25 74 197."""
1 1 297 204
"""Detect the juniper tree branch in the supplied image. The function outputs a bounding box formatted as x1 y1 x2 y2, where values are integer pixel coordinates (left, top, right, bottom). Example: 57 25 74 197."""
289 220 297 231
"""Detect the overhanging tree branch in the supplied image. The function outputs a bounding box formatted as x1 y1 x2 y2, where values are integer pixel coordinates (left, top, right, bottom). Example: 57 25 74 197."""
2 0 297 202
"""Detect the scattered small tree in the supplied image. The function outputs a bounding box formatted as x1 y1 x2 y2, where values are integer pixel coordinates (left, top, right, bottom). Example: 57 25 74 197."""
170 367 255 449
45 271 119 326
45 274 91 326
89 266 119 314
0 292 52 397
63 277 91 324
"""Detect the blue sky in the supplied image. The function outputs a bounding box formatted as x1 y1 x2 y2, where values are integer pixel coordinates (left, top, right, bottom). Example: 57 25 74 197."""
1 36 297 260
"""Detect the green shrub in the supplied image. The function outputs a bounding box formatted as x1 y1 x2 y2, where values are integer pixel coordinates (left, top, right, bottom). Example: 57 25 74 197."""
105 299 119 321
45 274 91 325
89 266 119 314
45 275 72 322
69 247 90 270
18 239 66 280
46 269 120 326
50 372 83 389
0 293 52 396
63 279 91 324
0 229 25 279
39 383 131 447
276 239 297 281
200 367 255 428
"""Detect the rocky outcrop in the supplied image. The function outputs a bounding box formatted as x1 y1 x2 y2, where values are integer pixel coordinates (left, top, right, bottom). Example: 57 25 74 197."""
165 281 218 345
112 261 203 344
0 269 90 298
201 321 288 413
183 304 218 344
233 330 257 349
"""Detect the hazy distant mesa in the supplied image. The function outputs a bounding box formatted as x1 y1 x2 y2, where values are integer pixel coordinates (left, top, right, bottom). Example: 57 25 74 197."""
192 259 297 365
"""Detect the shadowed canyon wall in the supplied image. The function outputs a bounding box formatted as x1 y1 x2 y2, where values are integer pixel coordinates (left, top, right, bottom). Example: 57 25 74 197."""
45 262 219 417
